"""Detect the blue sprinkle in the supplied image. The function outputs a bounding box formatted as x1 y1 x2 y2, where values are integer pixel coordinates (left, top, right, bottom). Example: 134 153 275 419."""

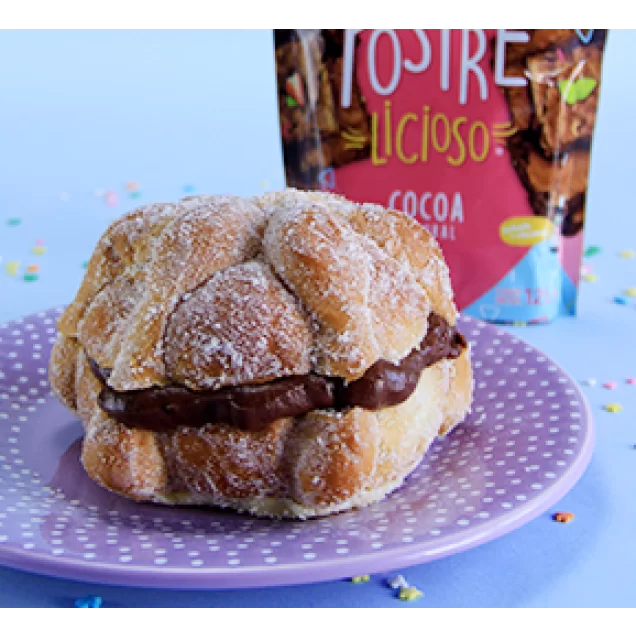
74 595 102 608
614 297 628 305
183 184 196 193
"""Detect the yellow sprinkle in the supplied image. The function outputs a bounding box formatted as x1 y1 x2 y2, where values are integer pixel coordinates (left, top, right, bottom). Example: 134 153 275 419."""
350 575 370 583
619 250 635 259
398 586 423 601
583 274 599 282
31 246 47 255
605 403 623 413
625 288 636 297
5 261 20 276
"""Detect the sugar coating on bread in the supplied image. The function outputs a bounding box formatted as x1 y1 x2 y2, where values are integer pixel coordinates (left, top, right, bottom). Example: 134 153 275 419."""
49 188 473 518
165 260 313 390
262 202 430 378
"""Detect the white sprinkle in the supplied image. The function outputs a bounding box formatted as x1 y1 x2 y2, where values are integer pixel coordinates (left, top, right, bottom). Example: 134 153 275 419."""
387 574 409 590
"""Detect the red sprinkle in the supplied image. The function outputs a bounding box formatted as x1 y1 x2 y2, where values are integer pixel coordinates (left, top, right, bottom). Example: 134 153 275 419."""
603 382 617 390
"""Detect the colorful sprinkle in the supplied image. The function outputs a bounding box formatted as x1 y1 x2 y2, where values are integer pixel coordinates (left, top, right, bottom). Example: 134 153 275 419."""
125 181 139 191
580 264 593 276
584 378 597 387
31 246 46 255
129 191 141 199
285 72 305 107
6 218 21 226
74 595 102 608
5 261 20 276
104 191 119 207
318 167 336 190
584 245 601 258
625 288 636 298
281 119 293 140
387 574 409 590
26 264 39 273
553 512 575 524
582 274 599 283
575 29 595 45
603 382 617 390
614 297 628 305
605 403 623 413
35 238 45 246
619 249 635 259
23 273 39 282
398 586 423 602
183 184 196 193
627 378 636 385
82 261 89 269
350 575 370 583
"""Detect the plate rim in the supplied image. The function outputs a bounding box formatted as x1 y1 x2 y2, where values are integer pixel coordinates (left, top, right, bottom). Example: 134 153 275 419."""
0 310 595 589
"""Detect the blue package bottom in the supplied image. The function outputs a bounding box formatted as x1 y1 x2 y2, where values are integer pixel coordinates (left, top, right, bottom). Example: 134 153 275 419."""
462 241 578 325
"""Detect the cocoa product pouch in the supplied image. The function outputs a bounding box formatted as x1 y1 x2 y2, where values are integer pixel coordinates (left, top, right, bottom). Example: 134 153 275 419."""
273 29 608 324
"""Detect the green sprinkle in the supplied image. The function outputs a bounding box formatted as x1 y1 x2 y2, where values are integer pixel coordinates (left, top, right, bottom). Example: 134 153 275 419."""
7 218 21 226
584 246 601 258
285 95 298 108
558 78 598 105
574 78 598 101
82 261 89 269
23 273 39 282
129 191 141 199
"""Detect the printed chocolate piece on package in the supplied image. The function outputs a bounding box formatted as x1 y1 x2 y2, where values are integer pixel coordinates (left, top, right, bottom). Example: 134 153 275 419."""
498 30 607 237
275 29 371 189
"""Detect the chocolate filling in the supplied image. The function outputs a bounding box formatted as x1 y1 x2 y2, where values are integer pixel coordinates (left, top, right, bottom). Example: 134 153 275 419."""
94 313 466 433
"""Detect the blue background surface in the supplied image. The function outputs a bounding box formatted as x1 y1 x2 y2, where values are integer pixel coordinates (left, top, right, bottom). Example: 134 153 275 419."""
0 29 635 607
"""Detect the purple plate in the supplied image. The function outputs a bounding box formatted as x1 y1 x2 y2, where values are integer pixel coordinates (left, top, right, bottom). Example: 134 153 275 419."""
0 308 594 589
